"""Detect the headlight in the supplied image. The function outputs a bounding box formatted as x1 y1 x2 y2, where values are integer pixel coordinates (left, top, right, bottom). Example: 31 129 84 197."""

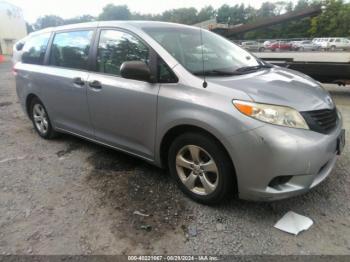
233 100 309 130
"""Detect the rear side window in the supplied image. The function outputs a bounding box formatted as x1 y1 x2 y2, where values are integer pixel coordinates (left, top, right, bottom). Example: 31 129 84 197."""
97 30 149 76
22 33 51 65
49 30 93 70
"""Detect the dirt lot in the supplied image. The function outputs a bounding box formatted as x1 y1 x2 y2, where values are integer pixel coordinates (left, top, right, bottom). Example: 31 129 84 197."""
0 61 349 255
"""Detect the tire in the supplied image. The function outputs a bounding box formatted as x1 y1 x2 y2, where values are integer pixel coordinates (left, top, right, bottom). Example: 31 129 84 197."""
168 132 236 205
299 47 304 51
259 47 265 52
330 45 336 51
29 97 58 139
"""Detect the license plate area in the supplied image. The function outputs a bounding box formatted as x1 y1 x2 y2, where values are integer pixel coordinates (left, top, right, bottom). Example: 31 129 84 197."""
337 129 346 155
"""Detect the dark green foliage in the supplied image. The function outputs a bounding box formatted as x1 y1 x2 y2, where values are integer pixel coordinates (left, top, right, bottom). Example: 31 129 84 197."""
28 0 350 40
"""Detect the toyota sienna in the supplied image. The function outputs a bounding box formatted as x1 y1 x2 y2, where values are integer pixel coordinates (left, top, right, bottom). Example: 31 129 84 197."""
14 21 345 204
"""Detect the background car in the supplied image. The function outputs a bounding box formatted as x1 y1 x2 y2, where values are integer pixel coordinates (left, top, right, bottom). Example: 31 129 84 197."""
294 40 321 51
240 41 265 52
324 38 350 51
267 41 292 51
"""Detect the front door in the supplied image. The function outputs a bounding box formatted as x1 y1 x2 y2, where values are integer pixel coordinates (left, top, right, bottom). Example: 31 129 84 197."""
87 29 159 159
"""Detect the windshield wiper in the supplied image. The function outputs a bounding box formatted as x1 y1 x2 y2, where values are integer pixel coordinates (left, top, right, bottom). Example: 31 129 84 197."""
235 64 273 73
193 69 242 76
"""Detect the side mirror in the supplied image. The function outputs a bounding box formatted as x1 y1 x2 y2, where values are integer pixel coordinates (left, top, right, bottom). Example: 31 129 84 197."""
15 42 25 51
120 61 154 83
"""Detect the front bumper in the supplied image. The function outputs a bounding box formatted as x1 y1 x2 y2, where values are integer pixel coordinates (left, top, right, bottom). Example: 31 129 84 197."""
228 120 343 201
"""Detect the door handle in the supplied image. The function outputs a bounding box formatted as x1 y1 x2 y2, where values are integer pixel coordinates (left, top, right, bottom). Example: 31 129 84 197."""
73 77 85 86
89 80 102 90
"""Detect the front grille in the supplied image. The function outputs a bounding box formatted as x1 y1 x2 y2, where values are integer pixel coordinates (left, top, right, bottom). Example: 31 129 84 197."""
301 108 338 134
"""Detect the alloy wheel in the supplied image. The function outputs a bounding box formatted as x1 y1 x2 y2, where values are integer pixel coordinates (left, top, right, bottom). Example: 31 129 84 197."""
175 145 219 195
32 104 49 135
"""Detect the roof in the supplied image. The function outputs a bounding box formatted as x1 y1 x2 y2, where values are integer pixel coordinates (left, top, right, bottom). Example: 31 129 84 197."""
46 20 197 32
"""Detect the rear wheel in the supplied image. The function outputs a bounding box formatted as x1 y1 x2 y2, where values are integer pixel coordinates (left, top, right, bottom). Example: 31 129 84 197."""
30 97 58 139
168 132 235 205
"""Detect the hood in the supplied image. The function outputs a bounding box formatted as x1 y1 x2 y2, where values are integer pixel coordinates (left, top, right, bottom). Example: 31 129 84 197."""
208 67 334 112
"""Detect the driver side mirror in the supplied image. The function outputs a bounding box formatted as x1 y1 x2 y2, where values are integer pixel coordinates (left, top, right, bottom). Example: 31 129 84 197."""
120 61 155 83
15 42 25 51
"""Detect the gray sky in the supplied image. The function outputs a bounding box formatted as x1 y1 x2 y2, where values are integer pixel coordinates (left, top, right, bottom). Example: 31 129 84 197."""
5 0 298 23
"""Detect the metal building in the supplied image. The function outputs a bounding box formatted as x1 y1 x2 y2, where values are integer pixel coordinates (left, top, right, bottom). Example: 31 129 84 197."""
0 1 27 55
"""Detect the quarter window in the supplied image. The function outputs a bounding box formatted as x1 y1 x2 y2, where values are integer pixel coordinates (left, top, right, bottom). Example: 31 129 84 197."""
97 30 149 76
21 33 51 65
158 58 178 83
49 30 93 70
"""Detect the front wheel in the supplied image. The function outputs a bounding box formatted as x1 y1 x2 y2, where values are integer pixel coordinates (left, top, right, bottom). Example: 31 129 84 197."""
30 97 58 139
168 132 236 205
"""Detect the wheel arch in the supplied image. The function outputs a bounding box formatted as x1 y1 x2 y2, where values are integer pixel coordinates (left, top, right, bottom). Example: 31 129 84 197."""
25 93 40 118
158 124 236 173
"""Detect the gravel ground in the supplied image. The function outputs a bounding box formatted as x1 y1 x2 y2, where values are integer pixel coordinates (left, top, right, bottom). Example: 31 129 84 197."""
0 61 349 255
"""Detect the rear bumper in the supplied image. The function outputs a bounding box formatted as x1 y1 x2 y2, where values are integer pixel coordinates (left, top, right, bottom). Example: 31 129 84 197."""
227 119 343 201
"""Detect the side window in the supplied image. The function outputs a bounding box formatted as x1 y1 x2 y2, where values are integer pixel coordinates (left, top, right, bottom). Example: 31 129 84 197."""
22 33 51 65
97 30 149 76
158 58 178 83
49 30 93 70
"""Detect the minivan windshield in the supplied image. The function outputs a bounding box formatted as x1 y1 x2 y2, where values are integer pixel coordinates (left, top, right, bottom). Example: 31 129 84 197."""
143 26 264 76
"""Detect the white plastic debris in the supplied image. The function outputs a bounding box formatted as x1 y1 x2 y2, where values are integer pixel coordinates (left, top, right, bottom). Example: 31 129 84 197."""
133 210 149 217
274 211 313 235
0 155 26 164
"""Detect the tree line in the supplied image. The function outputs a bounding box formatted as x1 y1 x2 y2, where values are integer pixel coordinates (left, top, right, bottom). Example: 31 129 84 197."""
26 0 350 40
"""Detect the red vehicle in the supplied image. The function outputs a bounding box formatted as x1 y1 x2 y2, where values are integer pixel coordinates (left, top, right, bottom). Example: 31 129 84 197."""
267 41 293 51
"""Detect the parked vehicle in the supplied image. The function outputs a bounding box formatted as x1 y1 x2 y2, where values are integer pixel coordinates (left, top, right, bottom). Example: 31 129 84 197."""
240 41 265 52
13 21 345 204
263 40 271 47
322 37 350 51
294 40 321 51
291 41 302 50
267 41 293 51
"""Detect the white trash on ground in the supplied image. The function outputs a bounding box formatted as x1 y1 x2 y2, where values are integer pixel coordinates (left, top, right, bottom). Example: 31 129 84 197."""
274 211 313 235
133 210 149 217
0 155 26 164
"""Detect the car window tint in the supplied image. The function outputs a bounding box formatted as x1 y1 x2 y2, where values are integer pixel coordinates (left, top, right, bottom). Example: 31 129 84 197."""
97 30 149 76
22 33 51 65
49 30 93 70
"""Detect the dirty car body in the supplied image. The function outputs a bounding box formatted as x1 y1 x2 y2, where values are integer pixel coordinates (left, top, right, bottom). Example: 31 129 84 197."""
14 21 345 203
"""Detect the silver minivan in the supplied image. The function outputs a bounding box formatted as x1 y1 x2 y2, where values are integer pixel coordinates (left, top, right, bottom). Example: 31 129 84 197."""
14 21 345 204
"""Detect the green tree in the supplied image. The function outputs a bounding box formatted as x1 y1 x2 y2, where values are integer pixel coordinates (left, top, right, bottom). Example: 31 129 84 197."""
217 4 246 24
257 2 277 17
64 15 95 25
309 0 350 37
294 0 311 11
161 8 198 25
197 6 216 22
98 4 131 21
285 1 294 12
33 15 64 30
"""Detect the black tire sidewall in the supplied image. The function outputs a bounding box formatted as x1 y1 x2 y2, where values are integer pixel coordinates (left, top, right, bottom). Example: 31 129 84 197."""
30 98 55 139
168 132 235 204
